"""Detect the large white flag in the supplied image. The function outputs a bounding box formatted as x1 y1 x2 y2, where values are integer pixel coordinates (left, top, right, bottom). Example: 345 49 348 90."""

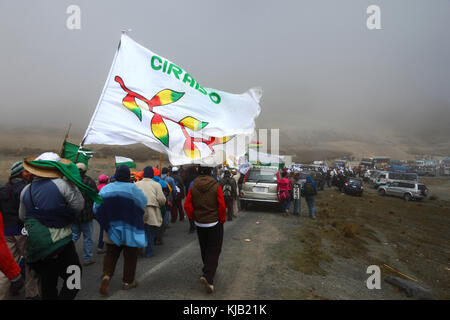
83 34 262 165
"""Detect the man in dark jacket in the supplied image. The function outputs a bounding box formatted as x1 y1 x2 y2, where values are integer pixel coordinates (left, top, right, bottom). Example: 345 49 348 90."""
0 161 39 299
326 170 331 188
302 176 317 219
72 163 98 266
184 166 226 293
219 170 237 221
170 167 187 221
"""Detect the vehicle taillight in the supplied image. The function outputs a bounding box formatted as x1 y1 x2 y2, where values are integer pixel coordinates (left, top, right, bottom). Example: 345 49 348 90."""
243 170 250 184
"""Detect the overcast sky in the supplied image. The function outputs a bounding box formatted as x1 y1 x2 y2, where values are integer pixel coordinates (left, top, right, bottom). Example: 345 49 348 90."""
0 0 449 141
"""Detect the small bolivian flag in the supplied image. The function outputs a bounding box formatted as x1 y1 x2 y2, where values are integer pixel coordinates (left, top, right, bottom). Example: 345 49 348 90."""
249 141 262 149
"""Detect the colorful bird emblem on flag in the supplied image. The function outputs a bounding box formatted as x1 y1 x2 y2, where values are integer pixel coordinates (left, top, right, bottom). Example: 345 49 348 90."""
115 76 232 159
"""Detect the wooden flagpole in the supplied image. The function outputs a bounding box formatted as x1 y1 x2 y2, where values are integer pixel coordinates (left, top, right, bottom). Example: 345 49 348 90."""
59 123 72 157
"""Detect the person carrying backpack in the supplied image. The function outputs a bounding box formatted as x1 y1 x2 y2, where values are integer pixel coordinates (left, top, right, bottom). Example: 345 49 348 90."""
219 170 237 221
302 176 317 219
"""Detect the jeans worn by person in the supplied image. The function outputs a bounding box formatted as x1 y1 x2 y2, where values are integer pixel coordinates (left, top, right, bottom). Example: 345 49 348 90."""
305 196 316 218
293 198 301 215
281 199 291 212
72 221 94 263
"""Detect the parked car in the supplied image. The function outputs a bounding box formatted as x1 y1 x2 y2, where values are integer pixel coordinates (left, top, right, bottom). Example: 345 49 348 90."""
239 166 279 209
342 177 363 196
378 182 428 201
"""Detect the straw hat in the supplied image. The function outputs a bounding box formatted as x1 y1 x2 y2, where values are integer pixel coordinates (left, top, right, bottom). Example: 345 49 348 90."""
22 153 72 179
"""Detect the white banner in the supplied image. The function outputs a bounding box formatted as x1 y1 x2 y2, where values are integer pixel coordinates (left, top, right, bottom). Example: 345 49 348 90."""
115 156 134 164
83 34 262 165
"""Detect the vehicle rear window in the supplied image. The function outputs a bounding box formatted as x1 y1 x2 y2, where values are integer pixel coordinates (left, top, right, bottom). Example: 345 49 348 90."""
348 179 361 185
246 169 277 183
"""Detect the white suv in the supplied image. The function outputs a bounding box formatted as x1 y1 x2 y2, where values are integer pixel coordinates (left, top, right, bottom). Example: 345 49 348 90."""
378 182 428 201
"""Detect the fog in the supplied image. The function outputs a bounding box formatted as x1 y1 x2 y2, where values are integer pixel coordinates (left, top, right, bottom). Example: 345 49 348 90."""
0 0 449 143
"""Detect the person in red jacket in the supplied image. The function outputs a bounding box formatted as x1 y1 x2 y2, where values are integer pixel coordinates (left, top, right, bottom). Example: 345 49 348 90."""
277 170 292 216
0 211 24 299
184 166 226 294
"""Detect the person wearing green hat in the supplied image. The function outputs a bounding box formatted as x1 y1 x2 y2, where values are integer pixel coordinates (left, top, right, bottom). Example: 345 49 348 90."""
0 161 39 300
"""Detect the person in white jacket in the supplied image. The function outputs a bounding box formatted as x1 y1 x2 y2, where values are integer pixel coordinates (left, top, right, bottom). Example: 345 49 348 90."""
135 166 166 258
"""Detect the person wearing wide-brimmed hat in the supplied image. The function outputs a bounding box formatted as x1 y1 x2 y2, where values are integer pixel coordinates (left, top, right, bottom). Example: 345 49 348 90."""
18 152 85 300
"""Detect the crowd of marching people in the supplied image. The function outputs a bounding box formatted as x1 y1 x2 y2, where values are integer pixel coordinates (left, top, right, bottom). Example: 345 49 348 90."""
0 152 242 300
0 150 366 300
275 164 362 219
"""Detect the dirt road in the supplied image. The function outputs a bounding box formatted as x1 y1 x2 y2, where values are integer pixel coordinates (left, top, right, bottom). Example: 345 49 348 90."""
6 179 450 300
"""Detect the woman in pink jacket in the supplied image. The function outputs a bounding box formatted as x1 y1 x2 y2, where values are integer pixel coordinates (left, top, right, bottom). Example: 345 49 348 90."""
277 170 292 216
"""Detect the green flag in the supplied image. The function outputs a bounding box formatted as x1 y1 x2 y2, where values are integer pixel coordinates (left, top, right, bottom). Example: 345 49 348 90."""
115 156 136 169
62 141 93 169
28 159 103 204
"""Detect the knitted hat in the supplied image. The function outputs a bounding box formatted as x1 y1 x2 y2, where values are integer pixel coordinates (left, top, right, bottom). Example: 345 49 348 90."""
143 166 154 178
115 165 130 182
10 161 24 177
98 174 109 184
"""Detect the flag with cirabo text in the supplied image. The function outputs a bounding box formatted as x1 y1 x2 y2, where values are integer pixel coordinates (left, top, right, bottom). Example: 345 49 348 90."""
82 34 262 166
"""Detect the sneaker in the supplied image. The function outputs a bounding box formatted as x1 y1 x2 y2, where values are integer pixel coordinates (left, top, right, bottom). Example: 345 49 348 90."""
99 275 110 296
122 280 138 290
83 260 96 266
200 276 214 294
